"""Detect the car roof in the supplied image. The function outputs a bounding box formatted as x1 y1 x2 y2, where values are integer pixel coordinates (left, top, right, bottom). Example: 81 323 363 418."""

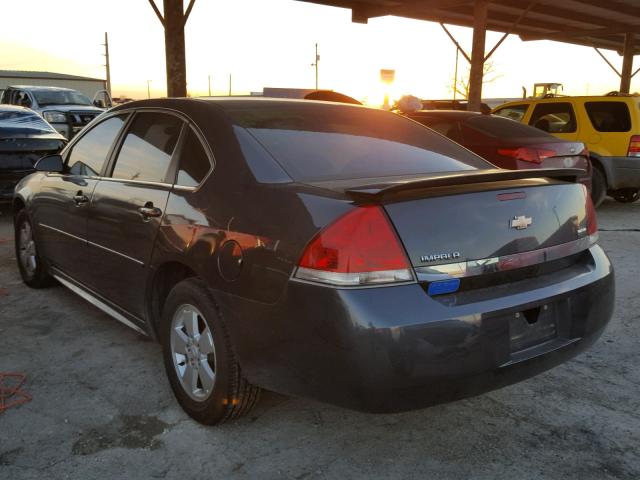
112 96 373 114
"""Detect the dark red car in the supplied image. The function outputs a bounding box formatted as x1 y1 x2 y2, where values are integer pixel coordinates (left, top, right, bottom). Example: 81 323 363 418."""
407 110 592 191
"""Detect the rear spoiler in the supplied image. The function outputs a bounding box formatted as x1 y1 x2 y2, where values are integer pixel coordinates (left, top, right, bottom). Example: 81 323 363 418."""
345 168 584 200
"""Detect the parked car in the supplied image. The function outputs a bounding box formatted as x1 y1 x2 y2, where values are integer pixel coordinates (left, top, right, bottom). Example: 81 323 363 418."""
1 86 104 139
406 110 592 192
13 98 614 425
493 94 640 206
0 105 66 201
421 99 492 114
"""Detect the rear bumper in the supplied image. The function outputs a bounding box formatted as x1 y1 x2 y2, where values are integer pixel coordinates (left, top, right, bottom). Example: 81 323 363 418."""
600 156 640 190
221 245 614 413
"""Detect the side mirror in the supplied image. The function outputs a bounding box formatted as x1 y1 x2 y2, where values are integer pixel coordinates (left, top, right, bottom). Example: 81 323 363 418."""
35 154 64 173
93 99 105 108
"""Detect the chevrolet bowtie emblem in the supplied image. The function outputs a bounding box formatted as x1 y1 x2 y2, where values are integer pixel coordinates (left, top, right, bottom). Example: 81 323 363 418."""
511 215 533 230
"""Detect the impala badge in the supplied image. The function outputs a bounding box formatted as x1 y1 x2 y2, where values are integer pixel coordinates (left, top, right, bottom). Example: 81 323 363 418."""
511 215 533 230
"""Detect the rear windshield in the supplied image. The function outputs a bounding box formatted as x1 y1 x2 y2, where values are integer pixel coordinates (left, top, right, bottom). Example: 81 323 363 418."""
225 102 492 181
0 110 57 135
585 101 631 132
466 115 554 139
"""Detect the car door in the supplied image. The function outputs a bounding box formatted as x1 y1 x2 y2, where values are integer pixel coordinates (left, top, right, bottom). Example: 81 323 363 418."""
86 110 184 318
32 114 128 285
527 102 580 142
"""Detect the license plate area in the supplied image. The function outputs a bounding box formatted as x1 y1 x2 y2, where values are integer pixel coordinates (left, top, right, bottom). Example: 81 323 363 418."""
509 303 558 353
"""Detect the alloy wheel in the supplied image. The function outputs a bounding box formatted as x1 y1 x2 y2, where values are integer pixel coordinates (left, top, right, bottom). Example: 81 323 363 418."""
170 304 217 401
18 221 37 277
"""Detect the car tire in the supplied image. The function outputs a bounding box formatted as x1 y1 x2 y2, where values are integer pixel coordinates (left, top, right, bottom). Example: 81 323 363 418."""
611 188 640 203
160 277 261 425
590 167 606 208
14 209 54 288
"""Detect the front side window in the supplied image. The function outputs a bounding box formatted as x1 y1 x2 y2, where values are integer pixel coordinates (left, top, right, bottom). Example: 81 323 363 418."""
585 101 631 132
67 115 126 176
16 91 32 108
493 104 529 122
111 112 182 183
529 102 577 133
175 128 211 187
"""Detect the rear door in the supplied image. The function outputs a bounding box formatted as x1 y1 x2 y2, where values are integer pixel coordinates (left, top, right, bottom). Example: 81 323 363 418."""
86 111 184 318
527 102 580 142
32 114 128 285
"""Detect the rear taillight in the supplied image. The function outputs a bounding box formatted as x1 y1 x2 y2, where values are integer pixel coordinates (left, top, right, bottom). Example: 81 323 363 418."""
295 205 414 286
497 147 557 164
628 135 640 157
583 185 598 242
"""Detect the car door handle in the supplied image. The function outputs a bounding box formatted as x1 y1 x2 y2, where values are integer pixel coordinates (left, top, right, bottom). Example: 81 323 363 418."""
73 192 89 205
138 203 162 219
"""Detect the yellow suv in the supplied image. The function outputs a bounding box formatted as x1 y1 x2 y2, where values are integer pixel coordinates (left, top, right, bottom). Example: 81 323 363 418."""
493 95 640 206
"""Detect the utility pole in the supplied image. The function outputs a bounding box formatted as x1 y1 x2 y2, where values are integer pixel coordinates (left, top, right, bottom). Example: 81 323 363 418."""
102 32 112 98
311 43 320 90
228 74 232 96
147 80 152 99
208 75 211 96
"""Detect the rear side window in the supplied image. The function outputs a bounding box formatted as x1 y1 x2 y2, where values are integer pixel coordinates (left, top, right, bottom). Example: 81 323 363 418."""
175 128 211 187
493 104 529 122
112 112 182 183
67 115 126 176
466 115 554 139
225 103 491 181
529 102 577 133
585 101 631 132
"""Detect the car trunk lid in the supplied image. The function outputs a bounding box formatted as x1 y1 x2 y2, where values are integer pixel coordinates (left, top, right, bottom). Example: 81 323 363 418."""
315 169 590 267
383 182 589 267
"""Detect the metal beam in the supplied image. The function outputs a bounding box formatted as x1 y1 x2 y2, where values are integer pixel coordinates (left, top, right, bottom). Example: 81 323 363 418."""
620 33 635 93
148 0 165 27
440 23 471 63
183 0 197 26
594 48 621 77
468 0 488 112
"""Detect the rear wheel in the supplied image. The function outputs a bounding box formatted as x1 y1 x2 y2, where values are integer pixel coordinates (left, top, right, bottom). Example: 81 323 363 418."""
160 278 261 425
14 209 53 288
590 167 606 208
611 188 640 203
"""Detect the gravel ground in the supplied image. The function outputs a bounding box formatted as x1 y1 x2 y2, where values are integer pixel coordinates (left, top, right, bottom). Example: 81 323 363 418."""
0 199 639 480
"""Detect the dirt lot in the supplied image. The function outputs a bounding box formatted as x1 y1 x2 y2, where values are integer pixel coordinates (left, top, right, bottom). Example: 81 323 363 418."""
0 200 639 480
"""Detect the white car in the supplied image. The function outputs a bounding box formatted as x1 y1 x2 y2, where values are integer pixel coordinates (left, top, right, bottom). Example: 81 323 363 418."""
0 86 104 138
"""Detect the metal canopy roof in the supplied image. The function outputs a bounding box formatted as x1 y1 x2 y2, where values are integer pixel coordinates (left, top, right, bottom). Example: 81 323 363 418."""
299 0 640 55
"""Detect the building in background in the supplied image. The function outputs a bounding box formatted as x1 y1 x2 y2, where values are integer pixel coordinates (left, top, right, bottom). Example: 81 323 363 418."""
0 70 106 99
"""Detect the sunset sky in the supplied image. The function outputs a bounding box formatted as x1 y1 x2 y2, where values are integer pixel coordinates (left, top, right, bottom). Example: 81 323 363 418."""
1 0 637 105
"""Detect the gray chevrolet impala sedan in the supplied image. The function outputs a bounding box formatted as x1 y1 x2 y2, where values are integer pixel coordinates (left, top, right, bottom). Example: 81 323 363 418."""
13 98 614 425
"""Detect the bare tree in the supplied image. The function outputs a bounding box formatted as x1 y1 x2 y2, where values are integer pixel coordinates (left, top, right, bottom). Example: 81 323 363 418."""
450 61 501 99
